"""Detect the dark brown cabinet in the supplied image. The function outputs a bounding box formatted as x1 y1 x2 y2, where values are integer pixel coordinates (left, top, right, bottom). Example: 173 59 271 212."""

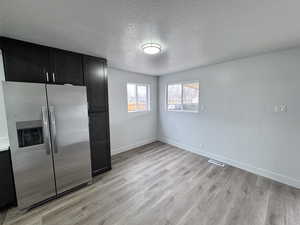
1 37 111 180
50 48 84 85
89 112 109 140
1 37 50 83
83 56 108 112
84 56 111 176
1 37 84 85
0 150 16 209
89 112 111 174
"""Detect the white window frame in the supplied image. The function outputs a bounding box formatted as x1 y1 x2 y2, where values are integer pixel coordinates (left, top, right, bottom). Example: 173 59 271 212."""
127 82 151 113
166 80 200 113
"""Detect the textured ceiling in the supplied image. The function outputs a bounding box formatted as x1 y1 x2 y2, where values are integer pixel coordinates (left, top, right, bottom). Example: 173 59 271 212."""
1 0 300 75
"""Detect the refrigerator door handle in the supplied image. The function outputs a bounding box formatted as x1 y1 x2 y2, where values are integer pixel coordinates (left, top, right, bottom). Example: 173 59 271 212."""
52 73 56 83
46 72 49 83
49 106 58 153
42 106 51 155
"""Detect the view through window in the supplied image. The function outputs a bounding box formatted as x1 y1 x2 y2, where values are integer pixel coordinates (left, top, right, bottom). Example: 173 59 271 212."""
167 82 199 112
127 83 150 112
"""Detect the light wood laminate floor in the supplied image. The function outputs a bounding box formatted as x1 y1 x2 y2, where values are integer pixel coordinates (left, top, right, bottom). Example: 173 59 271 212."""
1 142 300 225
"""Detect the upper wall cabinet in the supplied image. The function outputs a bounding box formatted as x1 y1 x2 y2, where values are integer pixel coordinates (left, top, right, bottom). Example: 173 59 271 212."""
83 56 108 112
1 37 50 83
0 37 84 85
50 48 84 85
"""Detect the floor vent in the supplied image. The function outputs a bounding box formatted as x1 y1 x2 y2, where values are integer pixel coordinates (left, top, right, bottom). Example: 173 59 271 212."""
208 159 225 167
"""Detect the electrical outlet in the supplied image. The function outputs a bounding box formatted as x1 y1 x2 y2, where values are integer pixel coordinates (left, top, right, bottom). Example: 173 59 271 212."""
199 143 204 149
280 104 288 112
274 104 288 113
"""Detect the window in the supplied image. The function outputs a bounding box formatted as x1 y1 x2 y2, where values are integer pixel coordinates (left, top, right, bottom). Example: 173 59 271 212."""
167 81 199 112
127 83 150 112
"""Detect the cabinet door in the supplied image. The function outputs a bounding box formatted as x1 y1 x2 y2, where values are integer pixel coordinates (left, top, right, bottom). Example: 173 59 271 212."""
51 49 84 85
84 56 111 176
0 150 16 208
89 112 111 175
83 56 108 112
1 37 50 83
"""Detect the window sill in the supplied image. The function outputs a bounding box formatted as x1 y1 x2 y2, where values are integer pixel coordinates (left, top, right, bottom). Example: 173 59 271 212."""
167 110 199 113
128 110 151 113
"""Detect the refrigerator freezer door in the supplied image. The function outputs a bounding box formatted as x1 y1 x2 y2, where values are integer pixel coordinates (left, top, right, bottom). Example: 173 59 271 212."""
46 84 92 194
2 82 56 209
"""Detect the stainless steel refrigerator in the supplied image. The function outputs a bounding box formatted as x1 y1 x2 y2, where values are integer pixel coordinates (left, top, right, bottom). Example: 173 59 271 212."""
2 81 92 209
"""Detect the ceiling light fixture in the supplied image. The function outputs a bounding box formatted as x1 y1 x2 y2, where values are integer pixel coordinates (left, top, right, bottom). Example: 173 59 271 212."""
142 43 161 55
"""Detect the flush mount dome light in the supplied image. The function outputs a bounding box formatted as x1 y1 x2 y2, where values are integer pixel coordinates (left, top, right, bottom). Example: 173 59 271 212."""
142 43 161 55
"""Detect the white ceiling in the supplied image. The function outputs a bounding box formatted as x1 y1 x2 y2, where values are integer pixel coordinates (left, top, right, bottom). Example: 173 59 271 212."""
1 0 300 75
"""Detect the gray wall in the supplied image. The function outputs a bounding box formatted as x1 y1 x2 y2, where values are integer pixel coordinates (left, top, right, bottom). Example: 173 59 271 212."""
0 51 8 142
1 46 300 188
158 48 300 188
108 68 158 155
0 57 158 154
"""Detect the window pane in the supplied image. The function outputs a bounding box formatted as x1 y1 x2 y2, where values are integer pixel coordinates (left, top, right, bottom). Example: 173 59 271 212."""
137 85 147 111
167 84 182 110
183 82 199 111
127 83 150 112
127 83 137 112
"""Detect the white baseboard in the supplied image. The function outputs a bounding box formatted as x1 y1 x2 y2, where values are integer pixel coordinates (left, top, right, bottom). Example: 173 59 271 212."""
111 138 158 155
159 136 300 189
